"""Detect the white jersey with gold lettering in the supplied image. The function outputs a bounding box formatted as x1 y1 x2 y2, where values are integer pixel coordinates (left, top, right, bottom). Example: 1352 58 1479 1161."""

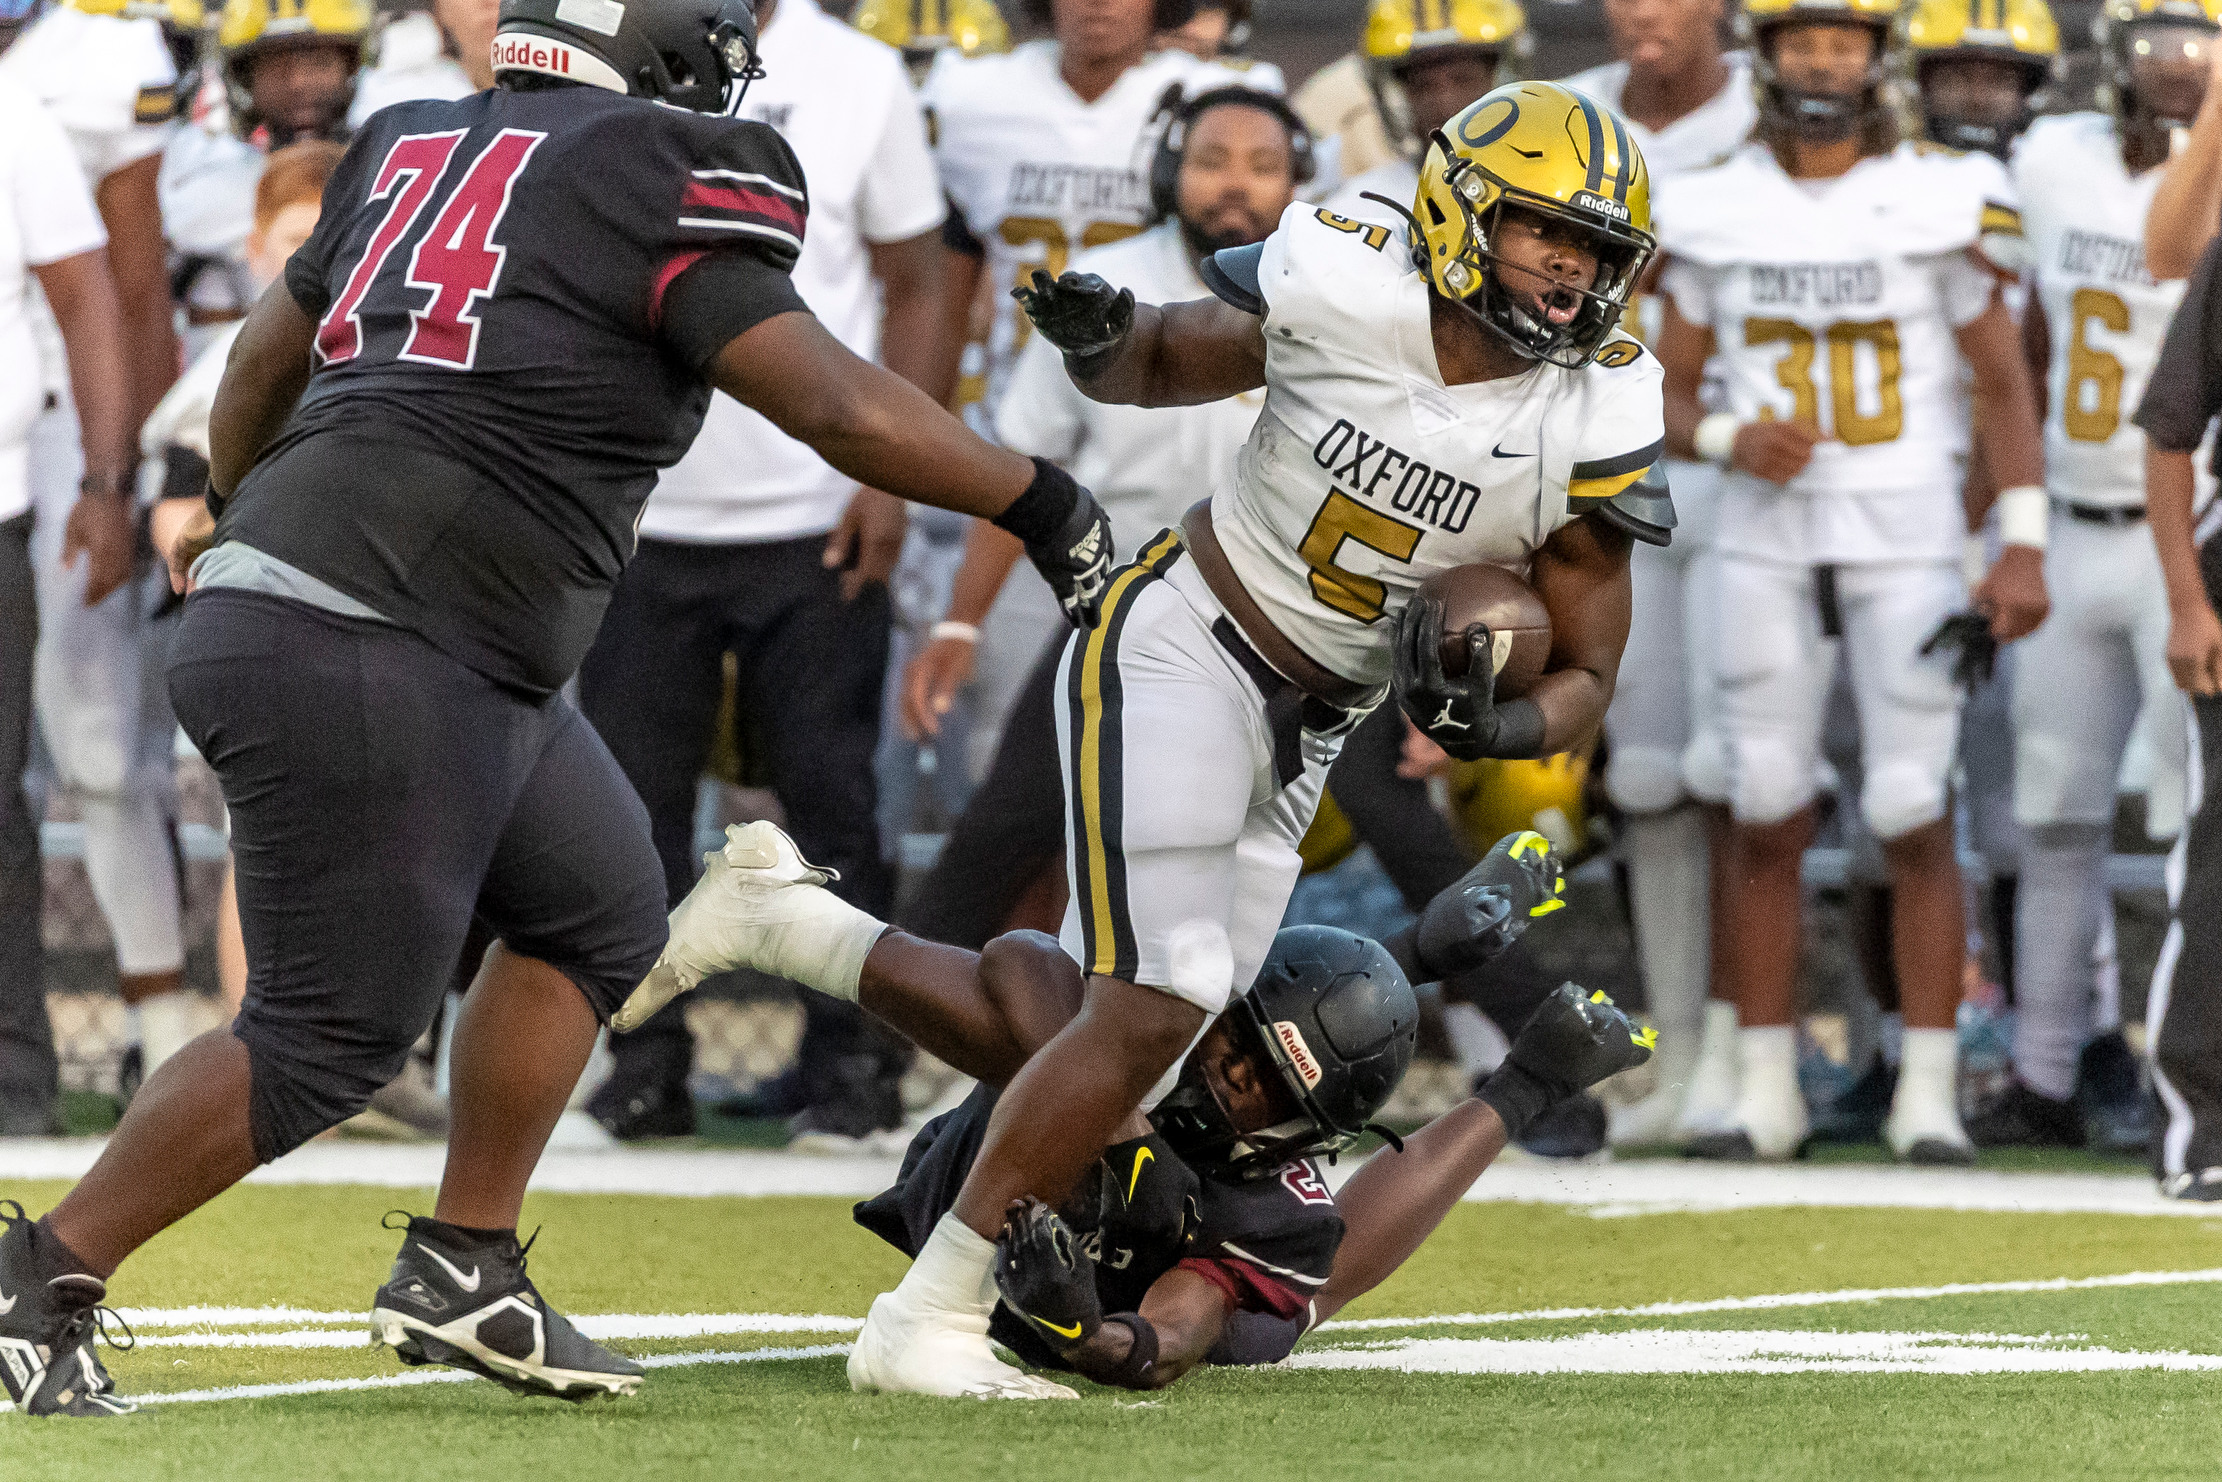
922 41 1272 427
1657 140 2009 565
2015 112 2184 510
1215 201 1665 687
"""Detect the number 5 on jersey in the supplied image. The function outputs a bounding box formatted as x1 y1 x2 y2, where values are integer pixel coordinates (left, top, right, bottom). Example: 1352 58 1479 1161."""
317 128 547 370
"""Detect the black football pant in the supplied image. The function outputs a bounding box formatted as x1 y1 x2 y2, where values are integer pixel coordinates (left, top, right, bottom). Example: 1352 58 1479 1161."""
0 511 55 1120
2150 531 2222 1181
577 535 902 1098
170 589 666 1163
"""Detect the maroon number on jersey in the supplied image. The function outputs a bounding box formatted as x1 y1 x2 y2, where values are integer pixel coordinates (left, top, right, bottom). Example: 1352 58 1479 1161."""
316 128 547 371
1278 1162 1335 1208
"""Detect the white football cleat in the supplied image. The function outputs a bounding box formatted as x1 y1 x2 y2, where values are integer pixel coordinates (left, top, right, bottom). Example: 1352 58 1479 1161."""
613 821 883 1032
847 1292 1078 1401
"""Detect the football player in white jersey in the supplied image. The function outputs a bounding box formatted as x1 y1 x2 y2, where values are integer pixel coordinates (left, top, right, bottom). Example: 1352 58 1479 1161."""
1561 0 1758 1147
1899 0 2058 161
0 0 188 1103
1654 0 2047 1164
921 0 1271 436
821 80 1668 1397
1322 0 1528 222
1973 0 2218 1146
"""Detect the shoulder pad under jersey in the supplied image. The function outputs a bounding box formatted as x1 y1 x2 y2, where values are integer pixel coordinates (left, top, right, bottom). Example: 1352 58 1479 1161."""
1573 463 1676 548
1201 241 1265 315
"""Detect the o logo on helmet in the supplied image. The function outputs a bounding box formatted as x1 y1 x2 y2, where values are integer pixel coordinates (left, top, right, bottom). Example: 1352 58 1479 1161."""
1455 96 1520 150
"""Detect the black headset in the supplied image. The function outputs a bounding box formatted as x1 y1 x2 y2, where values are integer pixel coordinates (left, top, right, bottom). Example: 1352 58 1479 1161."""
1145 84 1317 223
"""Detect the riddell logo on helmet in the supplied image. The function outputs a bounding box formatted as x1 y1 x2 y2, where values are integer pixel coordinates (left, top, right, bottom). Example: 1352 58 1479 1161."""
1572 191 1631 223
491 31 628 92
1273 1022 1324 1089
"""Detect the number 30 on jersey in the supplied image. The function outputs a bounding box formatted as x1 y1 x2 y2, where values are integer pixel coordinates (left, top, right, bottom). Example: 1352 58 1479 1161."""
317 128 546 370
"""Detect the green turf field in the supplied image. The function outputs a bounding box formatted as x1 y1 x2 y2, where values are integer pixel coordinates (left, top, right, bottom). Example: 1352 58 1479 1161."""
8 1167 2222 1480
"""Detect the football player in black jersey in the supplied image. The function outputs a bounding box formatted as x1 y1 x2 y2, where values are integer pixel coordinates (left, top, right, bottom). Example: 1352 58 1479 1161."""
0 0 1120 1419
620 824 1651 1393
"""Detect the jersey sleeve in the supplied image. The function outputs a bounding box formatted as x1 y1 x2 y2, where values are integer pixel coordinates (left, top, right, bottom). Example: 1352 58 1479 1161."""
855 63 945 247
10 98 105 267
1178 1162 1343 1321
1657 257 1715 331
1934 249 2000 329
669 121 810 268
1568 348 1667 505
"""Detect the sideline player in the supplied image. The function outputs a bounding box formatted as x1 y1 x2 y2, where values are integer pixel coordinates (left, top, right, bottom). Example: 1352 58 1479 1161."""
578 0 952 1145
0 0 186 1113
898 86 1305 950
1561 0 1756 1146
0 0 1119 1417
1653 0 2046 1163
798 80 1666 1397
850 0 1008 84
1323 0 1527 219
1977 0 2215 1146
627 818 1644 1391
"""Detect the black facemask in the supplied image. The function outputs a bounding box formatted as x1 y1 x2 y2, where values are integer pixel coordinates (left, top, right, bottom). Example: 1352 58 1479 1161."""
1774 84 1865 141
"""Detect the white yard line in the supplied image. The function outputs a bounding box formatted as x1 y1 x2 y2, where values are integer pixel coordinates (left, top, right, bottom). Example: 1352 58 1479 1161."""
1314 1267 2222 1331
128 1313 867 1349
1286 1330 2222 1376
3 1141 2209 1214
132 1345 851 1407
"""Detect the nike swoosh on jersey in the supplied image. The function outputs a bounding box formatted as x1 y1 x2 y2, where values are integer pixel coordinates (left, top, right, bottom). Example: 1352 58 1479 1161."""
1033 1315 1086 1340
1491 442 1536 458
420 1246 482 1294
1127 1147 1155 1204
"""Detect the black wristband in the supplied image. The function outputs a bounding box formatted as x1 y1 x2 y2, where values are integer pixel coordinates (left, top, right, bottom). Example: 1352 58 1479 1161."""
1474 1060 1556 1141
203 478 227 521
1063 341 1125 382
1101 1312 1161 1389
990 456 1081 547
1480 697 1547 759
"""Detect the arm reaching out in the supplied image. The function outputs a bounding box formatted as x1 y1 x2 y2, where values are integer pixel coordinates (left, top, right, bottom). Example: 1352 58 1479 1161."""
1012 271 1268 408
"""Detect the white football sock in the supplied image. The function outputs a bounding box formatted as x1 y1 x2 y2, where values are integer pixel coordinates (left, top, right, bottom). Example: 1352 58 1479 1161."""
1887 1027 1968 1154
895 1212 998 1318
1879 1011 1904 1068
1733 1024 1807 1159
1622 806 1711 1063
135 990 197 1078
1443 1001 1509 1083
1676 999 1742 1136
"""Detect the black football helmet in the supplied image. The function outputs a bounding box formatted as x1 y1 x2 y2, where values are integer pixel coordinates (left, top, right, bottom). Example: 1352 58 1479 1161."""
1151 926 1420 1181
494 0 763 114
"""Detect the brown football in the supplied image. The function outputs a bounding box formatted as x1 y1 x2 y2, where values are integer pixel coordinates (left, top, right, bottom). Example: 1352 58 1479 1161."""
1418 563 1552 700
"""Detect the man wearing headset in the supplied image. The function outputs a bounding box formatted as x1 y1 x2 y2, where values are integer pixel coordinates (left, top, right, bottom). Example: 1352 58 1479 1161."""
898 86 1311 953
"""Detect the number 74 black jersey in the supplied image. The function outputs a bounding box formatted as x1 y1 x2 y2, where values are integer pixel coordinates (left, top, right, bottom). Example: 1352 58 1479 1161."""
225 83 811 695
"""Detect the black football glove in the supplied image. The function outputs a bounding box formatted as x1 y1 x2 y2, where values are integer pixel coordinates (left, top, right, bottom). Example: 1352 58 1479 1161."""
1392 592 1497 762
1095 1131 1200 1270
1032 484 1116 630
995 1197 1103 1354
1415 829 1567 980
1921 610 1998 690
1013 270 1134 371
1474 983 1656 1139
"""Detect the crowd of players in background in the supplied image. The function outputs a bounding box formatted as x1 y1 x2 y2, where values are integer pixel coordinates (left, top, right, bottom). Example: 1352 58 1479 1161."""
4 0 2222 1193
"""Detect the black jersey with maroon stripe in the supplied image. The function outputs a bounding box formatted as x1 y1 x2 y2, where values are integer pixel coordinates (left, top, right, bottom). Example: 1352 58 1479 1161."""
853 1084 1343 1372
219 82 809 695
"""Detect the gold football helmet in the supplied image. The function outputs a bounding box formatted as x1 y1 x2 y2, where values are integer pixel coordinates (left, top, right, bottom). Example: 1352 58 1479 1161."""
1899 0 2059 153
1740 0 1903 144
1447 752 1593 862
1363 0 1531 157
851 0 1008 82
69 0 205 23
2094 0 2221 127
216 0 369 138
1408 81 1653 369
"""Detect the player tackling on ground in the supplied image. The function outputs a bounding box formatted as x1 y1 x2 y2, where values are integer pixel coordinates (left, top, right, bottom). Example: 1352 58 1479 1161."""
0 0 1119 1418
631 78 1671 1398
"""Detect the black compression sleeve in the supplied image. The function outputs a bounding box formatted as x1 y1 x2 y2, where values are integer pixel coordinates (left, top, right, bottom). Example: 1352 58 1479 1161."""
660 249 812 371
989 457 1082 545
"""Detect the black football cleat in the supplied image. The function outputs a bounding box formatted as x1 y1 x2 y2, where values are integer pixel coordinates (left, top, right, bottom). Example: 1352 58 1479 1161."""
0 1201 135 1417
1966 1080 2085 1149
586 1068 696 1142
370 1214 643 1401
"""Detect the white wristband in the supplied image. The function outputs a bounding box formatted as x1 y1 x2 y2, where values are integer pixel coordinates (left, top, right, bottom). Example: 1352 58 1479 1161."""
1694 412 1740 467
1962 535 1990 592
930 621 981 644
1996 485 2049 550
